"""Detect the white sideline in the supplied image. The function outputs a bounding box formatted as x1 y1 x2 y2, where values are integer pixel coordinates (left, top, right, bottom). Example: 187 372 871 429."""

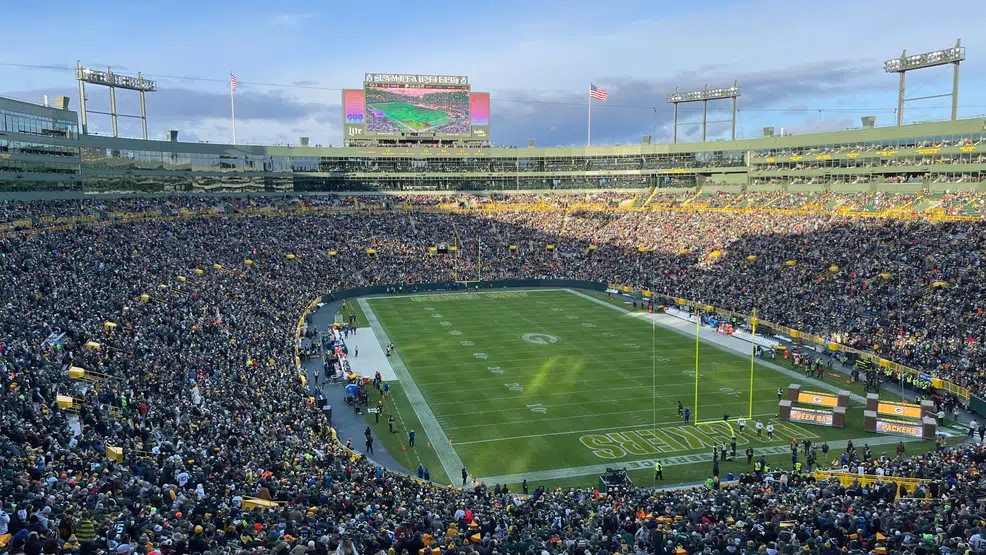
358 298 465 484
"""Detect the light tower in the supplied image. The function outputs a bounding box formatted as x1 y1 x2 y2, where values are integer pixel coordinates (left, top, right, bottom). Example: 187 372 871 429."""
665 81 740 143
884 40 965 126
76 61 157 139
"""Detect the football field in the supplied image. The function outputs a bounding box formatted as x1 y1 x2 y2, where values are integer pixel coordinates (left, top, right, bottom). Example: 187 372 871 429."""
368 101 453 131
351 288 933 489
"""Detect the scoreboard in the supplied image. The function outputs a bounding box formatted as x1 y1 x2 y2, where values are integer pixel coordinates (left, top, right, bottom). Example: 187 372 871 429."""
342 73 490 143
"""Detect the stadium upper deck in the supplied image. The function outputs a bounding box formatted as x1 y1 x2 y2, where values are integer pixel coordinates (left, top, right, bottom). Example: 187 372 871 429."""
1 95 985 197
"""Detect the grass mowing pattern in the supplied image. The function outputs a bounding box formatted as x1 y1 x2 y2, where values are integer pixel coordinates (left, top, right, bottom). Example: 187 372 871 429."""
367 102 452 131
357 290 935 488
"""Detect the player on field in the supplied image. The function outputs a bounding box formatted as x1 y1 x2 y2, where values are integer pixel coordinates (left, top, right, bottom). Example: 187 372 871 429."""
755 420 764 439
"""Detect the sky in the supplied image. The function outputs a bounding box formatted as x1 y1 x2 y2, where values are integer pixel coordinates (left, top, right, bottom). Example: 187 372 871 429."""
2 0 986 147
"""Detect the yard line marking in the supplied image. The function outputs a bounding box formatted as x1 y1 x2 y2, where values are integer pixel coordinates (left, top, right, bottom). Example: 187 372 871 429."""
475 434 925 484
359 298 464 484
452 412 779 446
416 372 779 391
443 399 765 433
563 289 868 405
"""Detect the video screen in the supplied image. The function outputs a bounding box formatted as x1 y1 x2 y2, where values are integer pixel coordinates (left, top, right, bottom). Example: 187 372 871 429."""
364 84 470 134
470 93 489 126
343 89 366 125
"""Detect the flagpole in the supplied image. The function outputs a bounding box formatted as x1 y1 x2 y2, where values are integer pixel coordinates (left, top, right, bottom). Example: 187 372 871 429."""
587 83 592 147
230 72 237 145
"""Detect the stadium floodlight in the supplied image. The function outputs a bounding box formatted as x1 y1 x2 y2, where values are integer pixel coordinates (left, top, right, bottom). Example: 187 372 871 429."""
884 46 965 73
665 84 740 104
883 40 964 125
665 81 740 143
75 61 157 139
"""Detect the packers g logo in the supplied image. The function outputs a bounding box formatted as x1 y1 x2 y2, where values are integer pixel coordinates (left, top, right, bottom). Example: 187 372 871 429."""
522 333 558 345
894 407 905 414
813 396 824 404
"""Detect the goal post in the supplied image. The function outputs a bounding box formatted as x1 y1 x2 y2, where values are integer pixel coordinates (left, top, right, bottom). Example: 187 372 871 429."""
692 308 757 426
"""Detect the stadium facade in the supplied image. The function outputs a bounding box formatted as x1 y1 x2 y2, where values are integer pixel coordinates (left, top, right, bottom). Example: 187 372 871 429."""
1 95 985 198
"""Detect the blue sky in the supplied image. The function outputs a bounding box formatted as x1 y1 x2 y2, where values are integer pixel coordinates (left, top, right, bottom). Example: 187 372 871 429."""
2 0 986 146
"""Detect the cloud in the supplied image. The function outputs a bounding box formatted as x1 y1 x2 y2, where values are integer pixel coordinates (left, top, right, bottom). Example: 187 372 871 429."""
488 60 885 147
0 58 909 147
2 84 340 145
268 13 315 27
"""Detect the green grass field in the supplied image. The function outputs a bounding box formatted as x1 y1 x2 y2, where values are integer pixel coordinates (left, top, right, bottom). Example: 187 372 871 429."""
349 289 938 490
368 101 452 131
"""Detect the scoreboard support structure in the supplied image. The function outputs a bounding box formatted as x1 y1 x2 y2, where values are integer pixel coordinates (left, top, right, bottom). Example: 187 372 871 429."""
863 393 937 440
778 384 848 428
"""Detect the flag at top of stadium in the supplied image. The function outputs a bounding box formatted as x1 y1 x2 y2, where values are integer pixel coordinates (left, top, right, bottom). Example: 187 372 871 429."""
589 83 608 102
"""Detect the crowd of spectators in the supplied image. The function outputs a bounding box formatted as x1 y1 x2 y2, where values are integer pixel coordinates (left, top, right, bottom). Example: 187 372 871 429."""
5 193 986 554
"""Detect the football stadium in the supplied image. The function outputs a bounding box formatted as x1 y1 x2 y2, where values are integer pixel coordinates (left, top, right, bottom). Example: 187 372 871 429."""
4 40 986 555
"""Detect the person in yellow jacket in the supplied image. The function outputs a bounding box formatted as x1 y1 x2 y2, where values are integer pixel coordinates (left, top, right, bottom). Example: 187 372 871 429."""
654 460 663 480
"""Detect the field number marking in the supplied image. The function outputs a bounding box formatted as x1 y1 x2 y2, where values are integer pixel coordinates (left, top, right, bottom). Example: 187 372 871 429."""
473 352 488 359
440 321 451 326
582 322 596 327
488 366 504 374
460 340 474 346
505 383 524 392
527 403 547 413
624 343 640 349
432 313 443 318
449 330 462 335
423 306 434 311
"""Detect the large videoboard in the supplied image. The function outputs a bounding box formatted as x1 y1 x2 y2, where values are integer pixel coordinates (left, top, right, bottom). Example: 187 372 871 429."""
342 73 490 142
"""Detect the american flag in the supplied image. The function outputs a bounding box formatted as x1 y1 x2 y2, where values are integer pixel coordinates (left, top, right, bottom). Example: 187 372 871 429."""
230 74 237 93
589 83 608 102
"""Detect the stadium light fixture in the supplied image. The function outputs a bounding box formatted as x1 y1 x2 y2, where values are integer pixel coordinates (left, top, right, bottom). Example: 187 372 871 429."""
883 40 964 125
665 84 741 104
884 46 965 73
76 61 157 139
665 81 740 143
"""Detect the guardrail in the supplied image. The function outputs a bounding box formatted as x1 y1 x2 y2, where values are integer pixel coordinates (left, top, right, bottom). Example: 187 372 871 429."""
812 470 931 497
